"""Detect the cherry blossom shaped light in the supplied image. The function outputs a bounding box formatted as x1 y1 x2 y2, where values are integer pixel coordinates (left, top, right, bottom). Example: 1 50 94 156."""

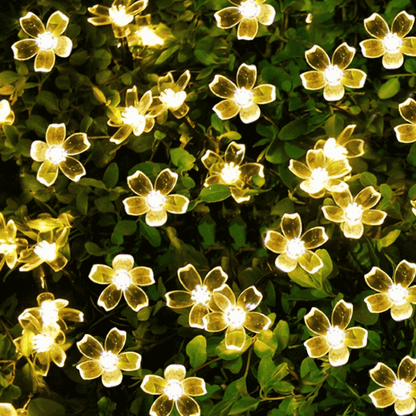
214 0 276 41
12 11 72 72
123 169 189 227
304 300 367 367
301 43 367 101
89 254 154 312
77 327 141 388
0 100 15 126
289 149 351 198
30 123 91 187
141 364 206 416
322 186 387 239
201 141 265 203
209 63 276 124
360 11 416 70
264 212 328 274
165 264 228 328
203 285 271 350
364 260 416 322
395 98 416 143
369 356 416 415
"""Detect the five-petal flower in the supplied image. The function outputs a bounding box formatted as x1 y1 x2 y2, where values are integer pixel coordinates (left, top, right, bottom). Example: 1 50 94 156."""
395 98 416 143
0 100 15 126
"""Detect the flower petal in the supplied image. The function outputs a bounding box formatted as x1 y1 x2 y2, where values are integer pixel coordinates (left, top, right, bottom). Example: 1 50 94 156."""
365 293 393 313
304 307 330 336
112 254 134 271
392 11 415 38
76 360 103 380
203 312 229 332
326 159 352 178
189 303 208 329
59 157 86 182
214 7 242 29
118 351 141 371
369 387 396 408
361 210 386 226
322 206 345 223
237 286 262 311
11 39 39 60
236 63 256 90
77 334 104 360
301 227 328 249
209 75 237 99
123 196 148 216
127 171 153 197
365 267 392 292
225 325 246 350
342 69 367 88
395 124 416 143
46 123 66 146
110 125 133 144
225 142 245 166
146 209 168 227
244 311 271 332
408 286 416 303
264 230 287 254
331 299 353 330
171 103 190 120
141 375 167 394
239 103 260 124
34 49 55 72
97 284 123 311
165 290 194 308
46 11 69 36
176 395 201 416
323 83 345 101
395 397 415 415
165 364 186 381
398 356 416 383
391 302 413 321
252 84 276 104
306 149 325 170
300 71 326 90
371 362 397 388
344 327 368 348
382 51 404 70
54 36 72 58
257 4 276 25
399 98 416 124
237 18 258 40
394 260 416 288
102 368 123 387
276 253 298 273
201 150 223 171
150 395 174 416
281 213 302 240
204 266 228 291
364 13 389 39
164 195 189 214
30 141 48 162
89 264 114 284
20 12 45 38
50 345 66 367
125 285 149 312
354 186 381 209
359 39 385 58
341 221 364 239
305 45 330 71
178 264 202 292
288 160 310 179
213 100 240 120
63 133 90 155
37 161 59 187
212 292 232 312
328 346 349 366
298 250 324 274
155 169 178 195
182 377 207 396
304 336 330 358
131 266 154 286
332 42 355 70
401 37 416 56
105 327 126 355
88 16 112 25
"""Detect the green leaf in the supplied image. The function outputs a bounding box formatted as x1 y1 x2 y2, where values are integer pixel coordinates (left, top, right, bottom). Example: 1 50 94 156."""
97 396 117 416
76 192 88 215
229 397 260 415
254 329 278 358
140 221 161 247
367 330 382 350
353 291 379 325
360 172 377 188
229 216 246 250
377 229 401 251
300 357 325 385
278 116 308 141
94 196 114 212
85 242 107 256
94 49 112 69
378 78 400 99
199 184 231 202
155 45 180 65
186 335 207 368
170 148 196 172
28 398 65 416
198 215 216 248
274 320 290 352
36 90 60 113
114 220 137 236
103 163 119 188
0 71 19 86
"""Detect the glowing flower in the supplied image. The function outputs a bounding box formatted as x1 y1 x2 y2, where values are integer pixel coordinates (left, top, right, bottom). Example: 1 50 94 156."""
209 63 276 124
264 212 328 274
123 169 189 227
165 264 228 328
108 87 155 145
88 0 149 38
128 26 164 46
360 11 416 70
201 141 264 203
288 149 351 198
203 285 271 350
89 254 154 312
76 327 141 388
0 404 27 416
369 356 416 415
30 123 90 187
0 100 15 126
141 364 206 416
214 0 276 41
364 260 416 322
314 124 364 161
395 98 416 143
300 43 367 101
12 11 72 72
304 300 367 367
322 186 387 239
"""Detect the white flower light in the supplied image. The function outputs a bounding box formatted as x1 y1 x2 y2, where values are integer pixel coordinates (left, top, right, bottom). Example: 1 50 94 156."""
36 32 57 50
121 106 146 130
286 237 305 259
32 333 54 353
113 269 132 291
40 301 59 326
310 167 329 191
344 202 364 223
324 138 348 160
225 306 246 326
326 325 345 348
137 27 164 46
34 241 57 262
238 0 261 18
383 33 402 53
0 100 12 122
393 379 411 400
388 284 408 305
220 162 241 184
234 88 253 107
0 243 17 254
191 285 211 305
164 380 184 401
46 146 68 165
146 190 166 211
159 89 186 109
109 5 133 27
99 351 119 371
324 65 343 86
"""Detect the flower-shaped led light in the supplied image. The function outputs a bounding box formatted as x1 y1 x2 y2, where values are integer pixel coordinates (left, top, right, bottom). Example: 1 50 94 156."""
301 43 366 101
304 300 367 367
165 264 228 328
89 254 154 312
264 212 328 274
141 364 206 416
0 404 27 416
364 260 416 321
201 141 265 203
209 63 276 124
12 11 72 72
30 123 90 187
369 356 416 415
0 100 15 126
149 71 191 120
214 0 276 41
203 285 271 350
289 149 351 198
108 87 155 144
395 98 416 143
77 327 141 388
88 0 149 38
322 186 387 239
123 168 189 227
360 11 416 70
314 124 365 161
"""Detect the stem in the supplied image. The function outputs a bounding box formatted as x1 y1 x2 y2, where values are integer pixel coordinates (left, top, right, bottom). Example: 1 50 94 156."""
189 357 222 375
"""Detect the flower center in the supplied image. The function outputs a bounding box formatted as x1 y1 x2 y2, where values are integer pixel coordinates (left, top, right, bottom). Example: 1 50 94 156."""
109 5 133 27
224 306 246 327
164 380 184 401
34 241 57 262
388 284 408 305
137 27 164 46
383 33 402 53
146 190 166 211
32 333 54 353
238 0 261 18
326 325 345 348
324 65 343 86
310 167 329 191
220 162 241 184
113 269 132 291
393 379 411 400
121 106 146 130
191 285 211 305
0 242 17 254
46 145 67 165
234 88 253 108
324 138 348 160
35 31 57 50
40 301 59 326
159 89 186 110
286 237 305 259
344 202 363 224
0 101 11 122
99 351 119 371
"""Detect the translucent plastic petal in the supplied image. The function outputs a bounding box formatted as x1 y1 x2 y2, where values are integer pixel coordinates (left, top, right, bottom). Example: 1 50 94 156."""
88 16 112 26
50 344 66 367
204 266 228 291
392 11 415 38
212 292 232 312
118 351 142 371
176 395 201 416
225 142 245 165
342 69 367 88
371 363 397 388
237 286 262 311
182 377 207 396
328 346 349 366
391 302 413 321
127 170 153 196
237 18 258 41
123 196 149 216
37 161 59 187
46 123 66 146
301 227 328 249
239 103 261 124
214 7 242 29
175 70 191 91
164 195 189 214
189 303 208 329
298 250 324 274
125 285 149 311
323 83 345 101
401 37 416 56
34 49 55 72
365 267 392 292
332 42 355 70
399 98 416 124
77 360 103 380
359 39 385 58
300 71 326 90
203 312 229 332
97 284 123 311
252 84 276 104
382 51 404 70
304 307 330 335
236 63 256 90
77 334 104 360
146 209 168 227
305 45 330 71
155 169 177 195
304 336 330 358
11 39 39 60
244 311 271 332
110 125 133 144
88 5 110 16
322 206 345 223
281 213 302 240
63 133 90 155
331 299 353 330
89 264 114 284
165 364 186 381
275 253 298 273
395 124 416 143
264 230 287 253
225 325 246 350
201 150 223 171
369 388 396 408
165 290 194 308
355 186 381 209
230 187 250 203
126 0 149 16
209 75 237 99
20 12 45 38
407 286 416 303
30 141 48 162
361 210 386 226
395 397 415 415
46 11 69 36
364 13 389 39
240 163 264 181
112 254 134 271
150 395 174 416
178 264 202 292
105 327 126 355
394 260 416 287
141 374 167 394
59 157 86 182
365 293 393 313
257 4 276 26
54 35 72 58
131 266 154 286
341 221 364 239
344 327 368 348
398 356 416 383
102 368 123 387
326 159 352 178
306 149 325 170
288 160 310 179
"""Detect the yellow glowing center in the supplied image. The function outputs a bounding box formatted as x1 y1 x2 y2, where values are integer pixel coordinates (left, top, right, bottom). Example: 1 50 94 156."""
121 106 146 130
109 5 133 27
99 351 119 371
310 167 329 190
113 269 132 291
286 237 305 259
326 325 345 348
238 0 260 18
0 242 17 254
234 88 253 108
36 31 57 50
138 27 164 46
34 241 57 262
164 380 184 401
40 302 59 325
220 162 241 184
159 89 186 109
344 202 363 224
0 101 11 121
146 190 166 211
393 379 411 400
46 145 67 165
32 333 54 353
191 285 211 305
383 33 402 53
388 284 408 305
225 306 246 326
324 138 347 160
324 65 343 86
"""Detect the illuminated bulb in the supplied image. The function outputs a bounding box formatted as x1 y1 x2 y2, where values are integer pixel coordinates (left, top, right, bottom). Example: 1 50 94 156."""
324 138 347 160
234 88 253 108
146 190 166 211
326 326 345 348
35 32 57 50
383 33 402 53
220 163 241 184
137 27 164 46
305 13 313 24
324 65 343 86
40 301 59 325
0 100 11 122
393 379 411 400
32 333 54 353
238 0 260 18
159 89 186 110
344 202 363 223
109 5 133 27
388 284 408 305
99 351 119 371
0 243 17 254
46 146 67 165
121 106 146 130
34 241 57 262
113 269 132 291
164 380 184 401
310 167 329 190
286 237 305 259
191 285 211 305
225 306 246 326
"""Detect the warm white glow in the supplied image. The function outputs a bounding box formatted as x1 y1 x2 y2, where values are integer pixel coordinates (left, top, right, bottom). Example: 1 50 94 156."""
310 167 329 190
164 380 184 401
220 162 241 184
159 89 186 109
99 351 119 371
388 284 408 305
109 5 133 27
36 32 57 50
234 88 253 108
383 33 402 53
326 325 345 348
0 100 11 122
146 190 166 211
32 333 54 353
238 0 260 18
324 65 343 86
40 301 59 326
121 106 146 131
191 285 211 305
344 202 363 223
225 306 246 326
34 241 57 262
0 243 16 254
323 138 347 160
305 13 313 24
46 145 67 165
286 237 305 259
113 269 132 291
137 27 164 46
393 379 411 400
